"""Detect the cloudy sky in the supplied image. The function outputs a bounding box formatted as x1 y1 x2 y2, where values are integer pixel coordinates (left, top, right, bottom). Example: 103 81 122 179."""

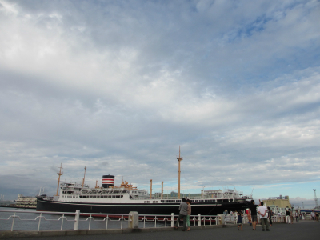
0 0 319 208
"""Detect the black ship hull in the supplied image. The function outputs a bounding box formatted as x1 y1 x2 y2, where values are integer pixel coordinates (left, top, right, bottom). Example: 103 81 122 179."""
37 198 252 216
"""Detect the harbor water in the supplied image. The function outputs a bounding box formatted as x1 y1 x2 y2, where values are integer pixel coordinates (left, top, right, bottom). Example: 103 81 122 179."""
0 207 163 231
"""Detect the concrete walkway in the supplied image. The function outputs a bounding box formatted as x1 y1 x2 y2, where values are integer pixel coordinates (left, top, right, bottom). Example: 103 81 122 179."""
1 221 319 240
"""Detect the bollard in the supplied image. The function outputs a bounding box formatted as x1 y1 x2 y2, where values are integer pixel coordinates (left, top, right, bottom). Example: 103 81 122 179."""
171 213 174 227
128 211 138 229
74 210 80 230
198 214 201 226
218 214 224 225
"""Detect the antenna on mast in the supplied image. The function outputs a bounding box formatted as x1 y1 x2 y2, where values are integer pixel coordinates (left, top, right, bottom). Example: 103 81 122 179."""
55 163 63 196
177 146 183 199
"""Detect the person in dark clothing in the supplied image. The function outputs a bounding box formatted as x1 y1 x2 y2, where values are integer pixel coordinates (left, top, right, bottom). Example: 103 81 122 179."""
237 210 243 231
174 198 188 231
286 207 291 223
250 200 258 230
267 206 273 226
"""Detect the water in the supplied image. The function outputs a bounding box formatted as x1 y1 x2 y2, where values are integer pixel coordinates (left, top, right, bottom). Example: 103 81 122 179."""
0 207 165 231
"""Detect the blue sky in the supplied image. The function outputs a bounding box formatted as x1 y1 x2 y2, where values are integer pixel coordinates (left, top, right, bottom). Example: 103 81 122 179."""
0 0 319 208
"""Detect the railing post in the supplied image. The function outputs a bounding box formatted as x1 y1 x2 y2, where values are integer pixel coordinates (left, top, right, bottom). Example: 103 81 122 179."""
38 213 42 231
74 210 80 230
198 214 201 226
105 215 108 230
61 214 64 230
88 214 92 230
171 213 174 227
10 213 16 231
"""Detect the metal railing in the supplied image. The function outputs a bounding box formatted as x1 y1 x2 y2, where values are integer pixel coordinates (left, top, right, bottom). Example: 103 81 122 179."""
0 209 218 231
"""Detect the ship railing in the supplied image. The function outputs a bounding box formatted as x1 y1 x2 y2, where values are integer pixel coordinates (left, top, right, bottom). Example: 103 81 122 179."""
0 209 219 232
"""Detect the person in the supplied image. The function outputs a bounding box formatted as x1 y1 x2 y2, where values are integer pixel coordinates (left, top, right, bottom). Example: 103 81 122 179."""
295 210 299 222
174 198 188 231
237 210 243 231
186 199 191 231
258 201 270 231
267 206 272 226
315 211 319 222
246 209 252 226
250 200 258 230
310 210 315 221
286 207 291 224
290 209 294 224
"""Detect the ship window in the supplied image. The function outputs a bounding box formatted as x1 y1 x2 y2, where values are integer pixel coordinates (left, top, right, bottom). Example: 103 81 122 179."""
153 201 158 203
176 200 181 202
161 200 165 203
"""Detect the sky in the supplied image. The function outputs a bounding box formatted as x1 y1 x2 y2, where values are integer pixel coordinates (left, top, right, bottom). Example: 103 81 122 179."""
0 0 319 209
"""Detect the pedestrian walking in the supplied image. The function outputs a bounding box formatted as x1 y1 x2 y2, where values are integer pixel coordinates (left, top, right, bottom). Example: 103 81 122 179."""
237 210 243 231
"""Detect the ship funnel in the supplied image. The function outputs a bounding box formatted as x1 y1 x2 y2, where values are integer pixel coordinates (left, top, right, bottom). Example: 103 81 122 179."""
102 175 114 188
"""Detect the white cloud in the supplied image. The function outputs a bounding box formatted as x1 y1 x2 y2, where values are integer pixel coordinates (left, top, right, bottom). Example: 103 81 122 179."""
0 0 319 201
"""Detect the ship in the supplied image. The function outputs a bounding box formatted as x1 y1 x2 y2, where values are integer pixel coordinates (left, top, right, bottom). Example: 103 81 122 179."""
12 194 37 209
37 150 254 216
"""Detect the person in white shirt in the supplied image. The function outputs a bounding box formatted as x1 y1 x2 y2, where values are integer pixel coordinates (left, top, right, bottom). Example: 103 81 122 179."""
257 201 270 231
310 210 315 221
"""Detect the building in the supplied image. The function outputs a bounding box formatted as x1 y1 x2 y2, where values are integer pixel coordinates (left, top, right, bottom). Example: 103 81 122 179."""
264 195 291 215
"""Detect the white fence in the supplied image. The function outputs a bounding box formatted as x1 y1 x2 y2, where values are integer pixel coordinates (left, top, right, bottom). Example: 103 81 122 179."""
0 209 219 231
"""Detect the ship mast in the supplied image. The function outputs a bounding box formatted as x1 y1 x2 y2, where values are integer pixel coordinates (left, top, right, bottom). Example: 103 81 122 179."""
55 163 63 196
177 146 183 199
161 181 163 199
82 166 86 188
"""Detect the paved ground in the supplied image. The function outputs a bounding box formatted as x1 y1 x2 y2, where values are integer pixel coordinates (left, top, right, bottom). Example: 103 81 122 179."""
5 221 320 240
